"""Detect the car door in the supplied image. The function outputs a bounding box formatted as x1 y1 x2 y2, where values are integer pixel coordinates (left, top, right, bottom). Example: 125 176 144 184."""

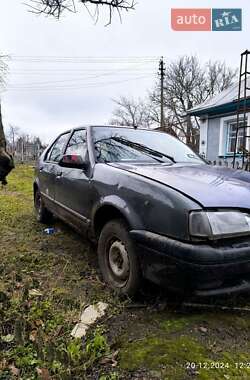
54 128 92 231
39 132 71 209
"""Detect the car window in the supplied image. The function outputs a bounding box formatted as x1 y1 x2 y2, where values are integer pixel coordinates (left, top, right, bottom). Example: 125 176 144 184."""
48 133 70 163
93 127 205 165
65 129 87 158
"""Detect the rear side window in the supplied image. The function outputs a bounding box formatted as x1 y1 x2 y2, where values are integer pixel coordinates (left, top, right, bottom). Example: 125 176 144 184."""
48 133 70 162
65 129 87 158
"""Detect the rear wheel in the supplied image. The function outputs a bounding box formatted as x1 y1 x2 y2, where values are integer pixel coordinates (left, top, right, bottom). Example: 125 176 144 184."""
98 219 141 297
34 189 53 224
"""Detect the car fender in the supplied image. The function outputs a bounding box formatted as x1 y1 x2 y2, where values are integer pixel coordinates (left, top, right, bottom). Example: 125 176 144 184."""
91 194 145 234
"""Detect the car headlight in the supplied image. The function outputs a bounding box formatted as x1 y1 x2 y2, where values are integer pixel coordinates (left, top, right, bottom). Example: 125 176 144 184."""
189 211 250 240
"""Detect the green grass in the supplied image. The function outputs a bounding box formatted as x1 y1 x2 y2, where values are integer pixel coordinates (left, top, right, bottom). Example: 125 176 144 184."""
119 332 250 380
1 165 250 380
0 165 113 379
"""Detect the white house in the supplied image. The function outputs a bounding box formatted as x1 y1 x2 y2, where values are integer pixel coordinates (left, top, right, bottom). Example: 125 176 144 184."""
188 79 250 166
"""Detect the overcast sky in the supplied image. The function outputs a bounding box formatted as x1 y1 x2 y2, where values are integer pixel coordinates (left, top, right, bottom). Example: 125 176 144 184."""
0 0 249 143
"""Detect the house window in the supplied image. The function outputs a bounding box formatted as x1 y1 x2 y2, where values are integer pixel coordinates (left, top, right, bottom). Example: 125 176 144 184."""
226 120 245 154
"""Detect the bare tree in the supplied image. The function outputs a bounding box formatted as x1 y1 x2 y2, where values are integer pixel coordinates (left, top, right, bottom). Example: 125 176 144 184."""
26 0 136 24
111 57 237 150
206 61 237 98
146 99 180 137
150 55 237 150
7 125 20 155
0 55 14 186
110 96 153 129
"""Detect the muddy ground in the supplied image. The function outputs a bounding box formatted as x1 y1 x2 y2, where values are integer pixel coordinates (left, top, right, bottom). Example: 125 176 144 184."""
0 165 250 380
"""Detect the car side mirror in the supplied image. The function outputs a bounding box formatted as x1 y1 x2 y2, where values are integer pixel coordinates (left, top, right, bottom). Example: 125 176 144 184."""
59 154 89 170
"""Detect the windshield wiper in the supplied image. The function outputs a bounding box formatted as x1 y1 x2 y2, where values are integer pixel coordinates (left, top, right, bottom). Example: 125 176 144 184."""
111 137 176 163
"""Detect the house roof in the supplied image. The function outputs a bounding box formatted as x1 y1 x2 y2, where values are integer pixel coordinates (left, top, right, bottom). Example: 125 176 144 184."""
188 78 250 117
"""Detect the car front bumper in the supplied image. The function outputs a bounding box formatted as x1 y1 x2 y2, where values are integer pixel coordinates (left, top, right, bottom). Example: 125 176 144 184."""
130 230 250 297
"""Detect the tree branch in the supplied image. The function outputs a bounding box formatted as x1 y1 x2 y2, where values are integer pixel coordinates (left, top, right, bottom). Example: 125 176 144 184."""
26 0 136 22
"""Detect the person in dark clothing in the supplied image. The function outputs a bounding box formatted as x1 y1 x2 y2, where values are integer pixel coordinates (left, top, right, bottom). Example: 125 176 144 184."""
0 103 15 186
0 148 14 185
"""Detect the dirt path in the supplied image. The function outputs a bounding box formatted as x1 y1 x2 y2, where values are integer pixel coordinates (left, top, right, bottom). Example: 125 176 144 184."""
0 165 250 380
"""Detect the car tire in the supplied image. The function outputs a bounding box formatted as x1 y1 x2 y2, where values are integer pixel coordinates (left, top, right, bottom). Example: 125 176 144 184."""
34 189 53 224
98 219 141 297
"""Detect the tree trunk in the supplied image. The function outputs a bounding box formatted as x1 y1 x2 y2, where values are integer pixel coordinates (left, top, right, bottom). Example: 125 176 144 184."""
0 101 14 185
0 102 6 149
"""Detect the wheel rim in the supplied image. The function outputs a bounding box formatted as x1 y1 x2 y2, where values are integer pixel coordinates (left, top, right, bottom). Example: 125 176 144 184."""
108 240 130 283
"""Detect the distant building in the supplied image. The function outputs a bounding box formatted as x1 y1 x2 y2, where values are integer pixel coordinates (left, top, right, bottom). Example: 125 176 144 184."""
188 80 250 166
14 137 46 162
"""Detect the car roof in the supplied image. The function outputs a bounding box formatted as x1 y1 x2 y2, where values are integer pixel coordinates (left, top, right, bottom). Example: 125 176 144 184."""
66 125 160 134
50 125 162 148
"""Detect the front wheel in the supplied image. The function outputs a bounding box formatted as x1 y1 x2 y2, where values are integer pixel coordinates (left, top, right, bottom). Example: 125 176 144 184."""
98 219 141 297
34 189 53 224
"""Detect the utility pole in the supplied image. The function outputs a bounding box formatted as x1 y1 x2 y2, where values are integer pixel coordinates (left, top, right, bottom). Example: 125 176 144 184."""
158 57 166 130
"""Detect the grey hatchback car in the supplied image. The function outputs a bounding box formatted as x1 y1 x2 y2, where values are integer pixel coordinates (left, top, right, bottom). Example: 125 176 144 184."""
34 126 250 297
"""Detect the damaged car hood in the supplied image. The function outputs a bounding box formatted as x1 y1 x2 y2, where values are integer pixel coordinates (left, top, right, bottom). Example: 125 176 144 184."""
110 163 250 209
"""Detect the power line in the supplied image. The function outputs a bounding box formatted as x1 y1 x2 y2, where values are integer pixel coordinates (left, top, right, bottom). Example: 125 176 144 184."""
10 68 155 72
8 72 154 86
7 74 154 92
9 72 153 86
8 60 157 77
5 55 161 93
10 57 159 64
11 55 160 59
7 71 156 88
